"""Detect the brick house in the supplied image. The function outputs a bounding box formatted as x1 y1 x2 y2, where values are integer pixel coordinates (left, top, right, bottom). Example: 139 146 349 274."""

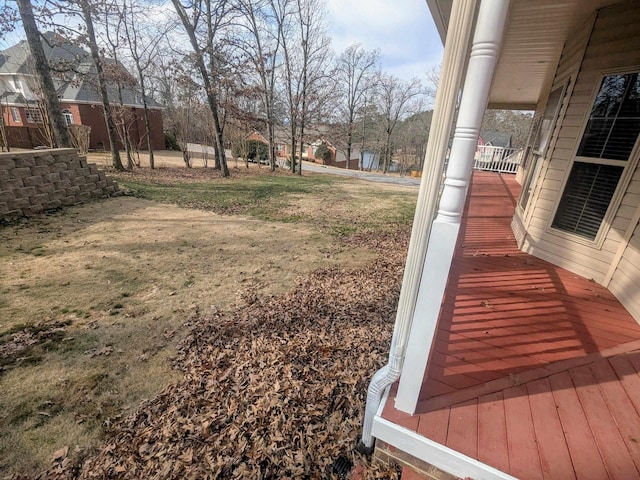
0 33 163 151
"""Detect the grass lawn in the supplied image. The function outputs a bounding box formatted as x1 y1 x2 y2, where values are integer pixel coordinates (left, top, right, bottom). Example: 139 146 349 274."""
0 162 417 478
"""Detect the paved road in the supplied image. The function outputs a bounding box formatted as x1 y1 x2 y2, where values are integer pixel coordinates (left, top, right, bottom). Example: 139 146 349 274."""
186 143 420 187
300 162 421 187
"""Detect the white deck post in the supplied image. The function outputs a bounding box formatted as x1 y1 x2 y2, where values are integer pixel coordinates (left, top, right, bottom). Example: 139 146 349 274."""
395 0 510 414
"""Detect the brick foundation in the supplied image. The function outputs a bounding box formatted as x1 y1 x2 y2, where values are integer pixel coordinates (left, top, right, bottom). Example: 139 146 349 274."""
0 148 119 222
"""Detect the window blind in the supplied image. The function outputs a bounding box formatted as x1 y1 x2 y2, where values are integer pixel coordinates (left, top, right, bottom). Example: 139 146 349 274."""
552 162 623 240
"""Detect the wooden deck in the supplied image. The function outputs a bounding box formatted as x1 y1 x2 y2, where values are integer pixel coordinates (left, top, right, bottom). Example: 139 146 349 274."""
381 172 640 479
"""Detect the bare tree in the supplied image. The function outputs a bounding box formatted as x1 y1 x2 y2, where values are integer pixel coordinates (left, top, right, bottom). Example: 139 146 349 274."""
293 0 331 175
121 0 165 169
335 43 379 170
102 7 137 169
15 0 71 149
171 0 233 176
481 109 533 148
72 0 125 169
377 74 423 173
235 0 284 172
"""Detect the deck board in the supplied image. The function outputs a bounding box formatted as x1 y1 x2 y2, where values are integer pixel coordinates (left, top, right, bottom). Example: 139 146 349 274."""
379 173 640 479
527 378 576 480
549 371 608 480
445 399 478 459
503 385 544 480
477 391 510 473
570 364 640 479
609 354 640 414
590 360 640 470
416 407 449 445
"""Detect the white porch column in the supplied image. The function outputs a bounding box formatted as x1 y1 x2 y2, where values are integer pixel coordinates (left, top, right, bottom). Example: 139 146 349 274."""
359 0 479 452
388 0 477 356
395 0 510 414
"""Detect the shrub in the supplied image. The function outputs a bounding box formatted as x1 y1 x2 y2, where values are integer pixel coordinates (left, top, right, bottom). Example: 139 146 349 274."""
247 140 269 162
314 143 332 163
165 133 180 151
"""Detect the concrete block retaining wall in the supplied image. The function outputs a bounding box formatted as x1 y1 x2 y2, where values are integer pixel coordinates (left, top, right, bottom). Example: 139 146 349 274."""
0 148 119 222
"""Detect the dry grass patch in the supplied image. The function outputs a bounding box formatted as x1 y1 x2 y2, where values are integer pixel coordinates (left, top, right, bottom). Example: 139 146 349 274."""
0 196 376 476
0 162 417 478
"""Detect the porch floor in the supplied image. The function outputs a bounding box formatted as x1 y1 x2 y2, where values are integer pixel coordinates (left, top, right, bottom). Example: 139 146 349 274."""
381 172 640 479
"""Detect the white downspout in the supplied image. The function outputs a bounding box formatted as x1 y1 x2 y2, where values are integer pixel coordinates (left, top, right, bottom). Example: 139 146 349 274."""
358 0 479 453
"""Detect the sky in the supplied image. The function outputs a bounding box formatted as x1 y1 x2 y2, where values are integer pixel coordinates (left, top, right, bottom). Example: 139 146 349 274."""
0 0 445 84
325 0 444 82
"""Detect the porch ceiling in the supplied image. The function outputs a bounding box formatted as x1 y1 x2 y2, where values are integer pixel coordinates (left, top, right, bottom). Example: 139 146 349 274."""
427 0 620 110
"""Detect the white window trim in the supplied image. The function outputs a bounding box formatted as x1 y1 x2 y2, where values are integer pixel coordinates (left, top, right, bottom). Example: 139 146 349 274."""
518 78 573 220
10 107 21 123
62 109 74 126
547 67 640 249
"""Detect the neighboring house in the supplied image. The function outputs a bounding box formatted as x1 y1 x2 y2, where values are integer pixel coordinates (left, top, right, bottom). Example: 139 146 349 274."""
246 130 268 144
359 150 381 171
478 130 512 148
360 1 640 479
274 126 341 165
333 146 359 169
0 32 163 151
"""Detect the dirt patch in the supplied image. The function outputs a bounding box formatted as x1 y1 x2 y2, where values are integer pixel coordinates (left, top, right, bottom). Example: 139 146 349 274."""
0 196 374 476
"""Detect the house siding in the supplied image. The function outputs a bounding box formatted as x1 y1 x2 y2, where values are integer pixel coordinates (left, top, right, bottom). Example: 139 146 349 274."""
75 104 164 151
519 1 640 304
518 14 593 230
609 156 640 320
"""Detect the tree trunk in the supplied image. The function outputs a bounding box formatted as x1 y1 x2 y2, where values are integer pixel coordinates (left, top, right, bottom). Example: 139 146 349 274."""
80 0 123 169
346 124 353 170
267 123 276 171
172 0 228 177
290 134 297 174
0 104 9 151
115 83 134 169
298 126 304 176
17 0 71 149
139 74 154 169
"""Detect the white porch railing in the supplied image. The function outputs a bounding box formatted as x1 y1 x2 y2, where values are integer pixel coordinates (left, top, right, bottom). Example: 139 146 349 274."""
473 145 522 173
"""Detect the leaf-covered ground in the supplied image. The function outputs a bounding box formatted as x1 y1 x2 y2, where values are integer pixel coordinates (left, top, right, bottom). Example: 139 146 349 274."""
36 230 409 480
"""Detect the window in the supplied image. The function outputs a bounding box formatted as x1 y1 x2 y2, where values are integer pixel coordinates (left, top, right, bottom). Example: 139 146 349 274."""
552 72 640 240
10 107 20 123
533 85 566 155
25 107 43 124
62 109 74 126
520 83 568 210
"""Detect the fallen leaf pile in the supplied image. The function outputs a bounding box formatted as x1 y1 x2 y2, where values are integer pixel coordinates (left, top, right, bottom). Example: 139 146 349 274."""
39 229 409 479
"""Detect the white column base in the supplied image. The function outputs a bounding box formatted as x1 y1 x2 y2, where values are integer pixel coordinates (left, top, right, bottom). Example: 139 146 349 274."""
395 220 460 413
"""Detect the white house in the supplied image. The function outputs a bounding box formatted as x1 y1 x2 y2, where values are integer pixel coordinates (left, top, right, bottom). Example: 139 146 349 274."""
359 1 640 478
